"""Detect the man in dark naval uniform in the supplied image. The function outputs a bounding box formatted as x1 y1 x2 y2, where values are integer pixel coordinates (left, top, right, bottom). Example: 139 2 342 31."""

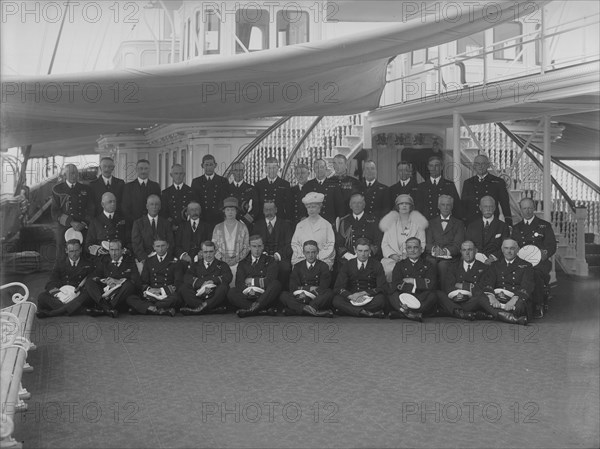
179 241 232 315
462 154 512 226
252 200 294 288
131 195 174 269
388 161 419 209
332 238 387 318
510 197 557 318
227 161 259 229
161 163 194 233
89 157 124 217
85 239 140 318
121 159 161 229
191 154 229 233
126 238 182 316
290 163 310 225
360 160 391 221
389 237 438 322
36 239 94 318
175 201 210 266
86 192 128 257
437 240 492 321
280 240 333 317
303 158 342 225
51 163 95 256
415 155 461 220
337 193 382 262
330 154 362 218
473 238 534 325
465 196 510 265
255 156 292 221
228 235 282 317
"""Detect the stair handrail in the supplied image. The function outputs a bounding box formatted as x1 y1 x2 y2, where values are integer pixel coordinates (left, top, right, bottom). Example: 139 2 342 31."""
496 122 577 212
281 116 324 179
223 117 290 178
497 122 600 195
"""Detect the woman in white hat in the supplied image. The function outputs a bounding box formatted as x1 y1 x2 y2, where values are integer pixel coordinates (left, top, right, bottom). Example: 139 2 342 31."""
291 192 335 269
379 194 428 282
212 197 250 281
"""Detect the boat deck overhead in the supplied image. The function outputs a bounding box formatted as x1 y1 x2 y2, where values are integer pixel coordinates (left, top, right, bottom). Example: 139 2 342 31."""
4 270 598 449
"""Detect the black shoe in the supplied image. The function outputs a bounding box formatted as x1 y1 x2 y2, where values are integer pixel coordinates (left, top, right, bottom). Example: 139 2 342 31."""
533 305 544 319
472 311 494 320
266 307 278 316
128 308 139 315
404 310 423 322
210 306 229 314
303 305 333 318
453 309 475 321
389 310 406 320
282 307 297 316
180 307 194 316
158 308 176 317
373 310 387 319
497 311 528 326
86 308 105 317
237 309 255 318
108 309 119 319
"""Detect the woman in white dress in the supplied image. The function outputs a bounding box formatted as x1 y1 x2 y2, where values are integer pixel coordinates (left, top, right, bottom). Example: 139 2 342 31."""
212 197 249 283
291 192 335 270
379 194 428 281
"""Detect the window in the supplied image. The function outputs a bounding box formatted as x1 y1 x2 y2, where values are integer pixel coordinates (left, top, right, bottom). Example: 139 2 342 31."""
276 10 309 47
535 24 542 65
457 31 484 59
412 47 438 66
236 9 269 53
411 49 425 65
493 22 523 61
204 9 221 54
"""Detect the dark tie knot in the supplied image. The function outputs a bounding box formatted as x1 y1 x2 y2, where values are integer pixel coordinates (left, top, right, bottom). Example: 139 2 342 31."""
440 219 449 222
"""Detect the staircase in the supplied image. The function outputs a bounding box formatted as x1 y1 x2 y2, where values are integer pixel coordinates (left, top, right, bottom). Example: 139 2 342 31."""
224 114 364 184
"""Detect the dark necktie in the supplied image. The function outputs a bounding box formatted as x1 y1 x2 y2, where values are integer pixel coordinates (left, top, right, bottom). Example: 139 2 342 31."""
192 221 197 232
267 221 274 234
106 181 110 190
484 220 491 235
359 262 365 271
158 256 163 263
176 186 180 191
466 263 472 271
151 218 157 234
308 263 314 271
252 258 258 267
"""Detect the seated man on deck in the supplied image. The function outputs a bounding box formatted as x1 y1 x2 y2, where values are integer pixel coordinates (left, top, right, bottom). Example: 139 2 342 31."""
280 240 334 318
85 192 128 257
179 240 232 315
175 201 210 266
126 237 182 316
85 239 140 318
227 235 282 318
36 239 94 318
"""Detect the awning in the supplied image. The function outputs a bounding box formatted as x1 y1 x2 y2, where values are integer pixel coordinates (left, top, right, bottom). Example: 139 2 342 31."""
1 1 546 150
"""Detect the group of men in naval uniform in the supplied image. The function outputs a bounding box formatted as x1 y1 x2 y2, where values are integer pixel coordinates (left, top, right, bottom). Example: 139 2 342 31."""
45 150 556 323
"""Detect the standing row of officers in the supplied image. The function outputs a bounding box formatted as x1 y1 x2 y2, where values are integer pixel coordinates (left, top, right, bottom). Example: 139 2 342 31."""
42 151 556 325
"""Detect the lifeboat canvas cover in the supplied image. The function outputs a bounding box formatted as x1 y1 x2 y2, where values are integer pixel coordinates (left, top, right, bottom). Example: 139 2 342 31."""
1 1 546 149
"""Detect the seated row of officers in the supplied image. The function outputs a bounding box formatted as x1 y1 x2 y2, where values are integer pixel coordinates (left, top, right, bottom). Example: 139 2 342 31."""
36 233 533 326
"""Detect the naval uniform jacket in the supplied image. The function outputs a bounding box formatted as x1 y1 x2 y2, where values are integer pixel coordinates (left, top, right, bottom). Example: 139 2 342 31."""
425 216 465 257
89 176 124 217
360 180 391 221
445 259 488 294
235 253 279 290
337 213 382 258
289 259 331 293
45 255 95 292
91 254 141 287
391 257 438 293
415 178 462 220
462 173 512 225
465 217 510 260
140 254 183 294
511 216 557 259
290 184 309 225
388 177 419 209
329 175 362 218
121 179 161 225
191 174 229 225
51 181 95 228
475 256 535 301
255 177 292 221
334 258 387 297
161 184 194 230
183 258 233 289
86 212 128 250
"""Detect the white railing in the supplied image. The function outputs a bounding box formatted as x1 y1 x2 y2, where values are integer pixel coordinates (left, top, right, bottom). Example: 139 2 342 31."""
382 12 600 106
